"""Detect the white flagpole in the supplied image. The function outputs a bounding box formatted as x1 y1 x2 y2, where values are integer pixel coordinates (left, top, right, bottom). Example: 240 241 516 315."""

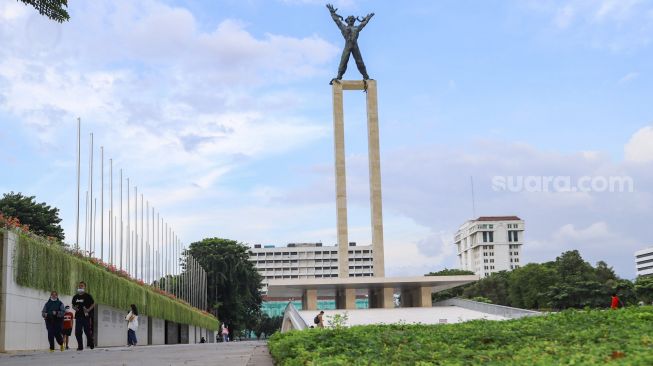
89 133 93 256
83 190 88 253
75 118 81 250
127 178 130 275
119 169 123 270
100 146 104 262
134 186 138 280
109 158 113 264
141 194 144 281
93 198 97 256
146 200 149 283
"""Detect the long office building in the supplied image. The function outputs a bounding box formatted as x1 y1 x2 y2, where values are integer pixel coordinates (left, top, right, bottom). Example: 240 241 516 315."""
248 242 374 293
454 216 525 277
635 247 653 277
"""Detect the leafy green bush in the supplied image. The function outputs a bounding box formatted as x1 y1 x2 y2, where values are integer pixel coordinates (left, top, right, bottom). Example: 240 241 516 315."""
8 229 217 330
269 307 653 365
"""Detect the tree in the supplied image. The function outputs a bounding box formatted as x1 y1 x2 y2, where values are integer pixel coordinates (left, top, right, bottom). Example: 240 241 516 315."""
595 261 618 283
508 263 557 309
635 276 653 304
426 268 475 276
186 238 262 334
0 192 64 241
463 271 511 305
18 0 69 23
426 268 475 302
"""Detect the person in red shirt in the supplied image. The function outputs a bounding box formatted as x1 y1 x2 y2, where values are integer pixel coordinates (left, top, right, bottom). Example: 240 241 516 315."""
611 293 622 310
62 305 74 350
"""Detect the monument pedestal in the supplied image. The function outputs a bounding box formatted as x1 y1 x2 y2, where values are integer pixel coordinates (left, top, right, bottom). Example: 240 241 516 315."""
332 80 385 278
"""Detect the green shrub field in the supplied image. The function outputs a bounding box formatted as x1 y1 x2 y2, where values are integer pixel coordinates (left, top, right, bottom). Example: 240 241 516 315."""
7 229 217 330
269 307 653 365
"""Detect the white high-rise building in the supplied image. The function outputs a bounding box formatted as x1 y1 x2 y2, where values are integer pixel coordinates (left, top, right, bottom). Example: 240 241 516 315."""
635 247 653 277
248 242 374 293
454 216 525 277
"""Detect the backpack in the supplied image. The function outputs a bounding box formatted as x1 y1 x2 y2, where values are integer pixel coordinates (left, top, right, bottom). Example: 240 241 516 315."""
314 315 320 324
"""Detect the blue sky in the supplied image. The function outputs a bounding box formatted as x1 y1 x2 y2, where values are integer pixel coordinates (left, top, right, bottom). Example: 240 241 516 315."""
1 0 652 278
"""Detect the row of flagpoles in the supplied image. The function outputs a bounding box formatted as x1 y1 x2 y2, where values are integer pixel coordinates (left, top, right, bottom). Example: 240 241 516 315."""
73 119 207 311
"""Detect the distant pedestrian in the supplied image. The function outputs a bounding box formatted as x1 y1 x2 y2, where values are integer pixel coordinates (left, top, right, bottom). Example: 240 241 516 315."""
200 336 206 343
62 305 74 350
41 291 65 352
125 304 139 347
72 281 95 350
611 293 623 309
314 311 325 328
221 323 229 342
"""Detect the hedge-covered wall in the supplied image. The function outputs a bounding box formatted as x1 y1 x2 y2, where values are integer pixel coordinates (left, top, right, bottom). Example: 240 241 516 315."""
7 229 217 330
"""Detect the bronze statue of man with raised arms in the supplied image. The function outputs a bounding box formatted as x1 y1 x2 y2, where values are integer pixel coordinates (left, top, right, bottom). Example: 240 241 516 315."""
326 3 374 84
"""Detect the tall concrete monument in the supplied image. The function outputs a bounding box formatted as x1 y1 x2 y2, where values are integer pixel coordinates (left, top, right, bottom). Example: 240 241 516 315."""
332 80 384 278
326 4 384 278
264 6 478 311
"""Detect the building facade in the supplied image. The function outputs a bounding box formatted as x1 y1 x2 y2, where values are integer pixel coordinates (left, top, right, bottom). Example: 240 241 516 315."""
248 242 374 292
454 216 525 277
635 247 653 277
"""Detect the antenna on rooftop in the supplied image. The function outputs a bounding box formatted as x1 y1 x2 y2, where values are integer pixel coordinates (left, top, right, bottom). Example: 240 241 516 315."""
470 176 476 219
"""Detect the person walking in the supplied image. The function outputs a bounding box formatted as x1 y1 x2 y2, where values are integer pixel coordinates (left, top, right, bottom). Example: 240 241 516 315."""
125 304 139 347
62 305 74 350
72 281 95 350
611 293 624 309
314 311 325 328
220 323 229 343
41 291 65 352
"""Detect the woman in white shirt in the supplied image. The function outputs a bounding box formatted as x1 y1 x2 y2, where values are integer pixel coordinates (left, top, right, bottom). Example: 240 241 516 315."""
125 304 139 347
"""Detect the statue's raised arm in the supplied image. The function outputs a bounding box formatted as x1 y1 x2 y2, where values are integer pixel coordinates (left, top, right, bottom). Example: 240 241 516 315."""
357 13 375 31
326 4 345 30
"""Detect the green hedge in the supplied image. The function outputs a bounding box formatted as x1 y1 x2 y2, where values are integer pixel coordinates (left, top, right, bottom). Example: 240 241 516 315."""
8 229 217 330
269 307 653 365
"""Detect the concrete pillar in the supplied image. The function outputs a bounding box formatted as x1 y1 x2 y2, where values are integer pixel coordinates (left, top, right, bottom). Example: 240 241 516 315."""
332 82 349 278
400 286 432 308
370 287 394 309
365 80 385 278
335 288 356 309
332 80 385 278
301 289 318 311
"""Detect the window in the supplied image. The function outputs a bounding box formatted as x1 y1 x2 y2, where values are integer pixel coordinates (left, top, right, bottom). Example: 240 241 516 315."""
508 231 519 242
482 231 494 243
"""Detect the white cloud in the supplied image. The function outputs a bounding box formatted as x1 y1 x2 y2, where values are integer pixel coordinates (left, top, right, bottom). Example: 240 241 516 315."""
625 126 653 163
553 221 612 242
619 72 640 84
525 0 653 51
554 5 575 29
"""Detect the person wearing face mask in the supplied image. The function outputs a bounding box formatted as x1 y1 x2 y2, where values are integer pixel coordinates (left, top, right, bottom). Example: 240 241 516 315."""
71 281 95 350
41 291 65 352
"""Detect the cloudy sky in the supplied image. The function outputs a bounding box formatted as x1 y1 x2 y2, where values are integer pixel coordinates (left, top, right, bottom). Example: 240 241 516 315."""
1 0 652 278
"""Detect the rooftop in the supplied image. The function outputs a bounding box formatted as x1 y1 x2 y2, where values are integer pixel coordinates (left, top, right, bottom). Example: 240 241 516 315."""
266 275 478 297
476 216 522 221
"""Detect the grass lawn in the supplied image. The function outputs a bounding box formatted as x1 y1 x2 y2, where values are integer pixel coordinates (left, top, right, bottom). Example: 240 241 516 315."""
269 307 653 365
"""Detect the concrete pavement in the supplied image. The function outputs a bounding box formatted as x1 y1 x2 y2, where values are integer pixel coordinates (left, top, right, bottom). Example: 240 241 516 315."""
0 341 274 366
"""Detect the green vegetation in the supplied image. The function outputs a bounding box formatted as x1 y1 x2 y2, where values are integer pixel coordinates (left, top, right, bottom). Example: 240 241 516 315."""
426 268 475 302
431 250 643 310
18 0 69 23
0 192 65 241
186 238 263 336
269 307 653 365
9 229 217 330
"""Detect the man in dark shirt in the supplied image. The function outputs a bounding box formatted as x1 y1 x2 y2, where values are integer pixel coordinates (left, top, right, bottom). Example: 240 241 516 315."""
71 281 95 350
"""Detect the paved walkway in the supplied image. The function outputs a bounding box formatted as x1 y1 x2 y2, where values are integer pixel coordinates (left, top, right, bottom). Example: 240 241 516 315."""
0 341 274 366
